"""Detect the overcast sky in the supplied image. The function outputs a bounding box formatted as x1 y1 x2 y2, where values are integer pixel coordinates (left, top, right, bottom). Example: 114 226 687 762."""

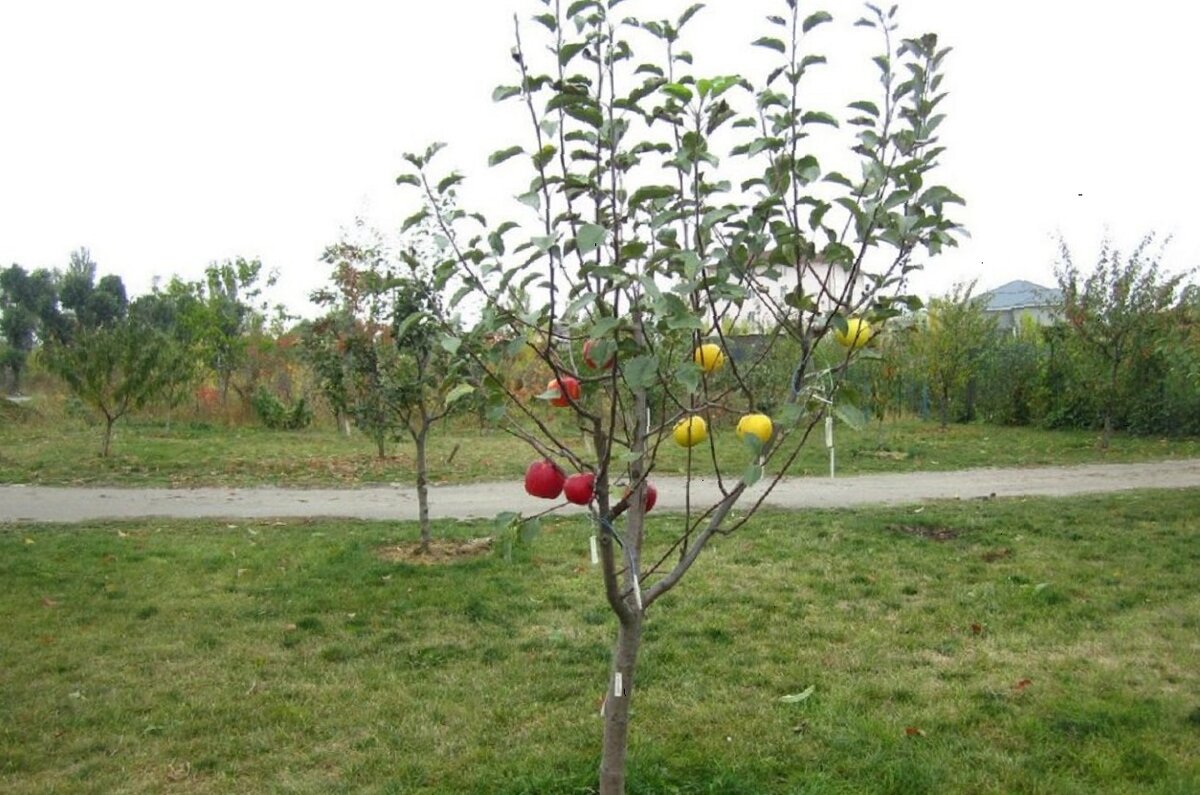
2 0 1197 316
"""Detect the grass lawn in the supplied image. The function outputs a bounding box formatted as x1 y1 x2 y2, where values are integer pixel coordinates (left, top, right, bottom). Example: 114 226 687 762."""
2 409 1200 487
2 491 1198 793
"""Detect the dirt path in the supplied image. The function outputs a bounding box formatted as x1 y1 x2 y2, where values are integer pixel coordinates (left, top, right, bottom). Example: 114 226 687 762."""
3 459 1199 524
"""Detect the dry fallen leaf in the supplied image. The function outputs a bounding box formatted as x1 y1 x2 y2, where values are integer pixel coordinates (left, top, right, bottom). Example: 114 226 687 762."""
905 726 925 737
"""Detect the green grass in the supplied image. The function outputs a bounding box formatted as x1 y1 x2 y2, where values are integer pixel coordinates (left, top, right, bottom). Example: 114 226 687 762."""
2 491 1199 793
2 408 1199 487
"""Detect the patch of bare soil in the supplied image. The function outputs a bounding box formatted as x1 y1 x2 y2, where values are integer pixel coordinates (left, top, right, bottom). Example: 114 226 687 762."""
375 536 494 564
888 524 960 542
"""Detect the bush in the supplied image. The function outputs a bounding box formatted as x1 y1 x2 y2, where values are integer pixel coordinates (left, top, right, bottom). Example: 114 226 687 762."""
251 387 312 430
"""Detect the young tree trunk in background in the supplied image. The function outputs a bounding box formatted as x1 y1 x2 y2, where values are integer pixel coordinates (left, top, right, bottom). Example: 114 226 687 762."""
374 431 386 459
415 426 431 552
102 415 116 458
1101 361 1119 449
939 385 950 428
599 616 644 795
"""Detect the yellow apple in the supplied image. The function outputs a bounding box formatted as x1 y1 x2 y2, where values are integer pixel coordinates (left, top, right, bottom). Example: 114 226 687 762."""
835 318 872 350
672 415 708 448
736 413 773 444
693 343 725 373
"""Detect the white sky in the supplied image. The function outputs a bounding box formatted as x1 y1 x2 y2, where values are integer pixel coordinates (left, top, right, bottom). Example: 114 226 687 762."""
2 0 1197 316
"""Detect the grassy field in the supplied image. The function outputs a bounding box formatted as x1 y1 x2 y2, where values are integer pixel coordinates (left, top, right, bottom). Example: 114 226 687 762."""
3 405 1200 487
2 491 1198 793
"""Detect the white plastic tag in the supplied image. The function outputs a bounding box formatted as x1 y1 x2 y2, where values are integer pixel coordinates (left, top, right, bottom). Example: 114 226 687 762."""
824 415 834 448
589 535 599 565
614 672 624 697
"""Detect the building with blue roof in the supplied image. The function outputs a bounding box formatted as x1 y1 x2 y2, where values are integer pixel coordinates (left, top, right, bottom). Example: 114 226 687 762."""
977 279 1062 332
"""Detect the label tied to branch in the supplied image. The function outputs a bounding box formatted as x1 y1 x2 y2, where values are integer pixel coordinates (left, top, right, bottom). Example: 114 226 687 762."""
824 415 834 449
589 535 599 565
614 672 624 698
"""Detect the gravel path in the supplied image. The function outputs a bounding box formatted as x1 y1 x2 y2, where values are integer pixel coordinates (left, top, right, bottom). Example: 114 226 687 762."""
3 459 1199 523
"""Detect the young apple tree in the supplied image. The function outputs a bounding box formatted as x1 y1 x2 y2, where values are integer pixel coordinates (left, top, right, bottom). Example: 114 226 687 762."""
305 224 475 550
1056 233 1192 448
398 1 960 790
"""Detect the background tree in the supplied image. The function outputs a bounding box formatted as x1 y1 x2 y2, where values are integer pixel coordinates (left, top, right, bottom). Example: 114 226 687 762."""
0 265 61 393
911 281 996 427
398 1 961 790
40 261 165 456
58 248 128 332
305 232 406 459
1056 233 1191 448
197 258 271 406
129 279 206 430
306 226 474 549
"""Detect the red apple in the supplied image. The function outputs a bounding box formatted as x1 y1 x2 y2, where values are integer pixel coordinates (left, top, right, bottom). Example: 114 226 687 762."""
583 339 614 370
563 472 596 505
546 375 581 407
524 458 566 499
624 482 658 512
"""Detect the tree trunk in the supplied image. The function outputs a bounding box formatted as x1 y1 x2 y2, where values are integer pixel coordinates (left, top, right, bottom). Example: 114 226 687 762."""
939 385 950 428
415 427 431 552
102 416 116 458
1101 361 1119 450
374 432 386 459
599 616 644 795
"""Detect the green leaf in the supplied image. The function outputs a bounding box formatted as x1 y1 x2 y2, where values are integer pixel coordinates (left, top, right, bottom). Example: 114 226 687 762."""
519 517 542 543
589 316 620 338
493 511 520 531
752 37 786 53
741 432 764 456
742 463 763 487
678 2 705 28
445 383 475 406
848 100 880 116
802 11 832 33
629 185 676 208
559 42 586 67
777 403 803 426
401 208 428 233
488 146 524 167
674 361 702 395
661 83 694 103
566 0 595 17
801 111 839 127
493 85 522 102
622 355 659 389
780 685 815 704
437 173 463 193
576 224 607 255
440 334 462 355
833 403 867 430
395 174 420 187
